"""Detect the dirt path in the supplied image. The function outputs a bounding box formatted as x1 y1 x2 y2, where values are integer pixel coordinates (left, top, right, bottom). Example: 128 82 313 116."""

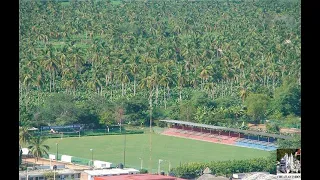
24 158 91 170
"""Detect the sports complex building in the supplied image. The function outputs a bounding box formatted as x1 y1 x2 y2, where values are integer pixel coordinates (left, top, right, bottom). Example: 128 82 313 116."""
160 120 295 151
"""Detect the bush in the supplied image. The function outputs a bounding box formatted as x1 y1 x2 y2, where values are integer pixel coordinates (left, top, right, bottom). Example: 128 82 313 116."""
140 169 148 174
266 123 280 133
154 120 167 127
171 158 276 179
43 171 59 180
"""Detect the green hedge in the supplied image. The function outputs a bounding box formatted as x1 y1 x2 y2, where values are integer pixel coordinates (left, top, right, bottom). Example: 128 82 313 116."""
171 158 276 179
71 156 91 166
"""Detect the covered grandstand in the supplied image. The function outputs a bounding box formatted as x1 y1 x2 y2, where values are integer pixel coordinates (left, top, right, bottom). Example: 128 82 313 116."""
160 120 294 151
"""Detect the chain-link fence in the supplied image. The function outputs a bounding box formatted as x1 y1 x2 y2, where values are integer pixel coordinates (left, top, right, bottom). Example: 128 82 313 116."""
34 128 144 139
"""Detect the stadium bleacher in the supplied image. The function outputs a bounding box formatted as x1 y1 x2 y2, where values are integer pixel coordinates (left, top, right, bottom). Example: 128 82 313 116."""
235 138 277 151
162 127 278 151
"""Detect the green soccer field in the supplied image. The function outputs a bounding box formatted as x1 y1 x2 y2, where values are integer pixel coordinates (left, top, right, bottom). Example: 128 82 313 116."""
45 133 270 173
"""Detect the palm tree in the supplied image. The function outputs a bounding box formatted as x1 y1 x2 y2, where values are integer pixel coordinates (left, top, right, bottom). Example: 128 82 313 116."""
199 65 212 90
240 87 248 103
159 74 172 109
118 64 130 97
19 126 32 167
129 56 139 96
151 64 161 106
41 47 58 92
176 65 186 101
28 136 50 162
19 126 31 147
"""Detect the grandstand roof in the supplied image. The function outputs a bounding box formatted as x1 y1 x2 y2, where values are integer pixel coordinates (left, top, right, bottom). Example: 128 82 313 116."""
160 120 293 140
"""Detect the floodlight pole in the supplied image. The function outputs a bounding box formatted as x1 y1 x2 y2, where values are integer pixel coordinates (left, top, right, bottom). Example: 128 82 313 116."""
139 158 143 169
90 149 93 167
158 159 163 175
56 143 58 161
149 93 153 174
124 129 127 167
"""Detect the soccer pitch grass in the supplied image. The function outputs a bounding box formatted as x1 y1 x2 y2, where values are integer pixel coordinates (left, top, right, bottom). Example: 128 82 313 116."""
45 133 270 173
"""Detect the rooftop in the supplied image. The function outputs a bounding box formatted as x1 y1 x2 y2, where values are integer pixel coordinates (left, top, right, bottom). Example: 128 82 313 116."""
19 169 81 177
93 174 186 180
241 172 277 180
197 173 229 180
84 168 140 176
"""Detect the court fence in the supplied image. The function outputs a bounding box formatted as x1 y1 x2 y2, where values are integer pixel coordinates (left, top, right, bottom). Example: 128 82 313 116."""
33 128 144 139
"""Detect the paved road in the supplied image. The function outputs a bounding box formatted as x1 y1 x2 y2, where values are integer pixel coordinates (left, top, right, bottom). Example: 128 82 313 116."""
24 158 91 170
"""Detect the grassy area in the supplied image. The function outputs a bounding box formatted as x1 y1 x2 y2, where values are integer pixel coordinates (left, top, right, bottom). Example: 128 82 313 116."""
44 133 270 173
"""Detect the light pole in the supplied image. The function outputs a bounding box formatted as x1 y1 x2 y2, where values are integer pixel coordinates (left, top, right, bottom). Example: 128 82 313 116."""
26 167 29 180
56 143 58 161
139 158 143 170
158 159 163 175
124 129 127 167
53 165 57 180
90 149 94 167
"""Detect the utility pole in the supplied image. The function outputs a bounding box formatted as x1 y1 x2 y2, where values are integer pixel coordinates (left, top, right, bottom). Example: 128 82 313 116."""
139 158 143 170
53 165 57 180
56 143 58 161
158 159 163 175
149 87 154 173
123 128 127 167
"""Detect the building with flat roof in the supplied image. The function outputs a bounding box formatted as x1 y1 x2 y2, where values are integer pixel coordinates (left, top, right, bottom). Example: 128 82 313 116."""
19 169 81 180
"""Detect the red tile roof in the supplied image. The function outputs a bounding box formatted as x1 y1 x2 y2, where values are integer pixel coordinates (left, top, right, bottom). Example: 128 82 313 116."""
94 174 186 180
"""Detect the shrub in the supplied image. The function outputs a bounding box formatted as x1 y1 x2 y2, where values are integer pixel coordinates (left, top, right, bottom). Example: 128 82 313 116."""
154 120 167 127
140 169 148 174
171 158 276 179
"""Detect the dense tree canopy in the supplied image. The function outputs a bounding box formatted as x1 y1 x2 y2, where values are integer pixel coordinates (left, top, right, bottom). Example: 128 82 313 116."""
19 0 301 130
245 93 270 124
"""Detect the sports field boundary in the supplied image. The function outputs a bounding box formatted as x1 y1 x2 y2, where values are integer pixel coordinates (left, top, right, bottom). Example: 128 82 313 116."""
44 133 270 174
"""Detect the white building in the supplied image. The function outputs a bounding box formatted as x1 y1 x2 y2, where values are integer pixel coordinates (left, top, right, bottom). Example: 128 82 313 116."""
19 169 81 180
93 160 113 169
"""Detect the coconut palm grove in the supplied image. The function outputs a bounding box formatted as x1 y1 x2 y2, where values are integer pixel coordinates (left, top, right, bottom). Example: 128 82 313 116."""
19 0 301 178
